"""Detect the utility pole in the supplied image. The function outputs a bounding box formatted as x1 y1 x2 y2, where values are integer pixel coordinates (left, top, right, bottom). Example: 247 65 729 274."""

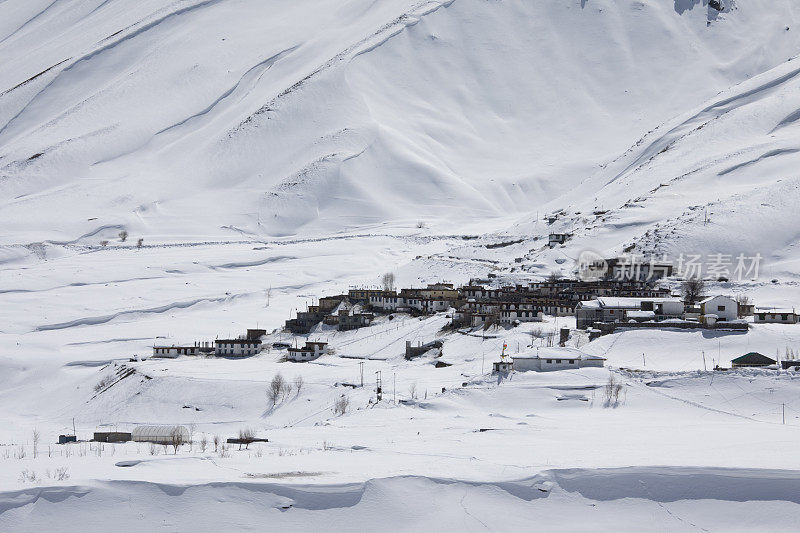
375 371 382 402
783 403 785 425
702 351 707 371
642 352 646 368
358 362 364 387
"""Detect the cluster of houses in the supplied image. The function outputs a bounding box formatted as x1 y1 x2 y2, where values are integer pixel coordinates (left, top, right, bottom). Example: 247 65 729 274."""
152 329 267 359
148 268 799 364
285 278 680 333
151 327 332 363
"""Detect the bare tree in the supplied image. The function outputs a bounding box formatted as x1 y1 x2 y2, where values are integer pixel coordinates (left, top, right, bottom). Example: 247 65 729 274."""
136 238 144 249
333 395 350 416
409 383 418 400
382 272 395 292
604 375 617 404
604 375 624 405
268 373 286 406
200 434 208 453
32 429 40 459
238 428 255 450
682 278 706 306
118 230 128 242
547 271 561 283
294 374 304 395
213 434 220 453
170 428 185 454
188 423 196 450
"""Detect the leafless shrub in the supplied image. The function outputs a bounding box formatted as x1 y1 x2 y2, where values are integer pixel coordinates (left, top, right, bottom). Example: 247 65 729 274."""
213 434 220 453
604 375 624 405
416 221 426 229
16 446 26 460
118 230 128 242
294 374 304 395
136 238 144 249
149 443 159 456
408 383 418 400
238 428 255 450
382 272 395 291
219 444 231 458
268 373 286 406
170 428 185 454
529 326 546 339
333 396 350 416
200 435 208 453
94 375 113 392
19 469 38 484
32 429 40 459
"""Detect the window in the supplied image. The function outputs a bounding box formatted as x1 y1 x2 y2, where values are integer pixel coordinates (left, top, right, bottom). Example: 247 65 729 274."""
718 305 725 311
546 359 552 364
782 314 788 321
555 359 561 363
569 360 575 364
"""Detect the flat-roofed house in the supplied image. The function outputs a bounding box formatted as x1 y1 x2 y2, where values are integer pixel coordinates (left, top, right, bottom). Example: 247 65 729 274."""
287 341 328 362
754 307 798 324
513 347 606 372
215 339 262 357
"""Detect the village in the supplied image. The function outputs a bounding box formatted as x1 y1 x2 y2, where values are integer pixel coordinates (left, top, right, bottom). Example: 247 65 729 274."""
45 258 800 450
145 252 800 373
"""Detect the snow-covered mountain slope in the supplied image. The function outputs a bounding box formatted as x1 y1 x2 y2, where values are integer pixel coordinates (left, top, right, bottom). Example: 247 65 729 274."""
518 48 800 284
2 0 800 244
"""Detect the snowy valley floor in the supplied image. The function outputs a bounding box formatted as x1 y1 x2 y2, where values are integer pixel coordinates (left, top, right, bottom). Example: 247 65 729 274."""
2 236 800 531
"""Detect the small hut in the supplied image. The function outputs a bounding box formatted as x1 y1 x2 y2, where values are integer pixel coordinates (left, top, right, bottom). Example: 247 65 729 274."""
731 352 776 368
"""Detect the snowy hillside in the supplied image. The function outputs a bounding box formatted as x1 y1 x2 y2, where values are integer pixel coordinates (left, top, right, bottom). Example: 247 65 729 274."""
2 0 800 243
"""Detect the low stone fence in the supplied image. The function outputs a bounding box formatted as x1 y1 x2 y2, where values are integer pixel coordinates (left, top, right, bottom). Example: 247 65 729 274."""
594 321 749 335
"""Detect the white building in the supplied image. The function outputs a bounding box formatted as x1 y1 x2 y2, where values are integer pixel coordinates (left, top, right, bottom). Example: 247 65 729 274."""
287 341 328 362
575 297 683 328
214 339 262 357
754 307 798 324
152 343 213 358
152 346 192 358
500 303 543 324
512 347 606 371
699 295 738 323
423 298 451 313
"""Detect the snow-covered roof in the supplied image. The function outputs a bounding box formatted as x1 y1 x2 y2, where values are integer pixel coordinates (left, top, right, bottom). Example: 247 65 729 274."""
580 297 681 309
699 295 734 304
513 347 605 361
627 310 656 318
755 306 797 314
